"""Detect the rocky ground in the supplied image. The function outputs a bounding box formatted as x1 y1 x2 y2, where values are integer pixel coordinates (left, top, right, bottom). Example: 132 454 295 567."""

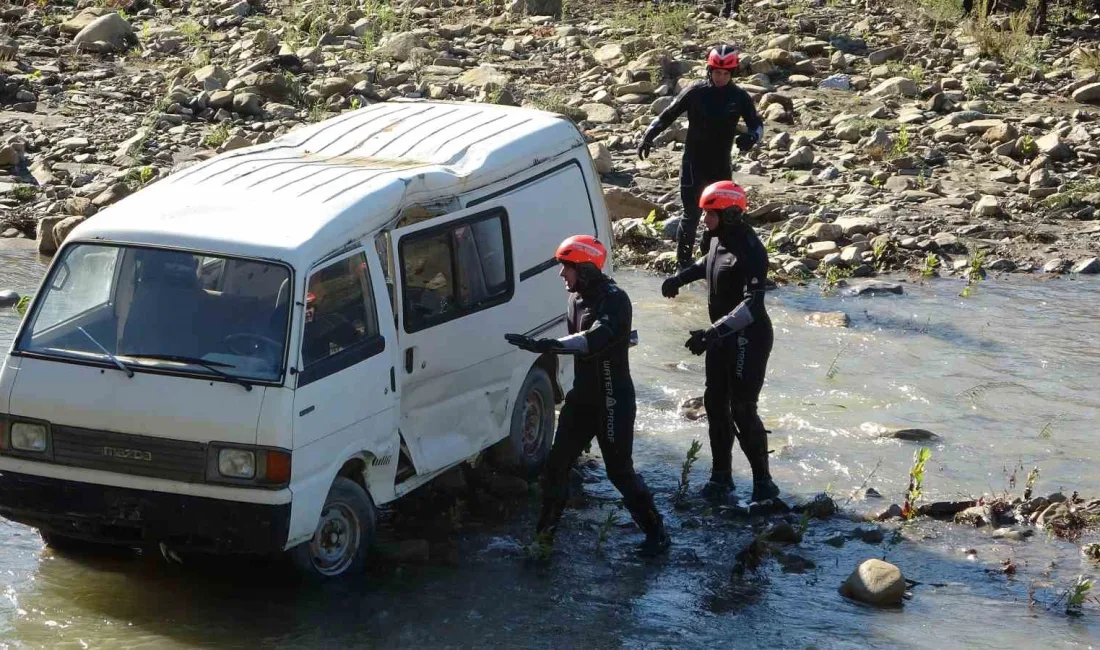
3 0 1100 282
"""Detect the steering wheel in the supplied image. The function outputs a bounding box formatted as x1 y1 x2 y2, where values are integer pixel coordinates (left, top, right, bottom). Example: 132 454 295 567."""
224 333 283 358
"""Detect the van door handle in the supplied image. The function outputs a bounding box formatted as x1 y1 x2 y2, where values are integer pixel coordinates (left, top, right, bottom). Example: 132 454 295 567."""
390 367 396 391
405 348 414 374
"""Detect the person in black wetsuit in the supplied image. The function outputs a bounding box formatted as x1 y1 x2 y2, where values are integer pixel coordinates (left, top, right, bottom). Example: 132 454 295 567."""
505 235 670 558
659 182 780 504
637 44 764 271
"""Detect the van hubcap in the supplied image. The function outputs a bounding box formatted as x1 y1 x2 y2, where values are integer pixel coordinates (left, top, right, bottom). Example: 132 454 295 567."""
520 390 546 460
309 502 360 576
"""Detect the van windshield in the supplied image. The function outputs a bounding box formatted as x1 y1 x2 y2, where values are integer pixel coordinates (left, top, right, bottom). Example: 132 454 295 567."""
16 243 292 384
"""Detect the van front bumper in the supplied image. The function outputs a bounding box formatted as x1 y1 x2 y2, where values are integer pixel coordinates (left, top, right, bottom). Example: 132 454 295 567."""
0 471 291 554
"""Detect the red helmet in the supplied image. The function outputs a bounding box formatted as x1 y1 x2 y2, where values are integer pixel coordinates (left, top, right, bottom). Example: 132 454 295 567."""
555 234 607 269
706 44 740 71
699 181 748 212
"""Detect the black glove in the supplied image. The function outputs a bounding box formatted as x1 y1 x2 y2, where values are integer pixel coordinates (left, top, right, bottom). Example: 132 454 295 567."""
637 138 652 160
506 333 563 354
735 133 758 152
684 329 712 356
661 276 681 298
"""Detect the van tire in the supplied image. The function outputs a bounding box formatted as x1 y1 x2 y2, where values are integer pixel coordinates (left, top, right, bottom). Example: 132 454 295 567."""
290 477 376 580
491 366 555 479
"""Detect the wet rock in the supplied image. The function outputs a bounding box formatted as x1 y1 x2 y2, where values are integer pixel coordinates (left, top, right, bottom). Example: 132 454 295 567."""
72 12 136 53
679 396 705 420
0 290 19 308
1071 257 1100 274
882 428 941 442
764 522 802 544
587 143 613 175
1083 543 1100 560
776 551 816 574
855 525 886 544
806 312 850 328
603 187 660 221
918 500 977 518
875 504 904 521
955 505 992 527
840 559 906 607
868 77 918 98
842 280 903 297
992 527 1034 541
988 258 1016 272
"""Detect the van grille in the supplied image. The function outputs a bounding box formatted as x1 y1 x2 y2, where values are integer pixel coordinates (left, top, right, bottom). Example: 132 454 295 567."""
51 425 207 484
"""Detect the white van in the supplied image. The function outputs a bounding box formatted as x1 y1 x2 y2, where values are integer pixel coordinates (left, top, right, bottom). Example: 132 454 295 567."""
0 100 614 578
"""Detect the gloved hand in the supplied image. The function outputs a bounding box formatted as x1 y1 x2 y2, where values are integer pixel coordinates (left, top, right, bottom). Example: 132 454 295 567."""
661 276 681 298
637 138 652 160
506 334 563 354
684 329 713 356
735 133 758 152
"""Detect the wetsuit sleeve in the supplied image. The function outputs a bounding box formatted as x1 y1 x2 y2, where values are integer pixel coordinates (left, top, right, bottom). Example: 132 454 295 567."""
582 290 631 353
738 87 764 142
643 84 697 142
674 257 707 286
711 232 768 338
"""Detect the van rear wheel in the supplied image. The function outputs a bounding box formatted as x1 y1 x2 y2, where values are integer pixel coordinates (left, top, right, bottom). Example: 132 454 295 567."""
491 366 555 479
290 477 376 579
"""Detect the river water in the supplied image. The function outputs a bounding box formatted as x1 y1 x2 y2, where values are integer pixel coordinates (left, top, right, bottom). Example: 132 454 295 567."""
0 245 1098 649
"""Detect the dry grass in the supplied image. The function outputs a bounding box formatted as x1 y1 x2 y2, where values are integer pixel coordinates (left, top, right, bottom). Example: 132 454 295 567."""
963 0 1038 63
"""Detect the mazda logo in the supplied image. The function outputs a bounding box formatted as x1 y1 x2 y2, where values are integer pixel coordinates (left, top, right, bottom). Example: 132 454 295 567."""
102 446 153 462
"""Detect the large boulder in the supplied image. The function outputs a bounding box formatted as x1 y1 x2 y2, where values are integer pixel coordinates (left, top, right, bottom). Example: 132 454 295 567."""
604 187 660 221
1071 82 1100 105
834 216 879 236
587 143 613 174
458 65 509 90
581 103 619 124
868 77 918 98
36 216 66 255
72 12 137 53
839 559 906 606
374 32 428 62
61 7 109 35
53 216 88 247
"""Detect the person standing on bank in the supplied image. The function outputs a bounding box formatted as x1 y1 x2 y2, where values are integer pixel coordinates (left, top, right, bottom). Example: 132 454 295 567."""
505 235 670 557
659 182 779 505
637 44 764 271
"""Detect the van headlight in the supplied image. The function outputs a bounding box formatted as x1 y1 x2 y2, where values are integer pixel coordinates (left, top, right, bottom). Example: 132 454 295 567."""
11 422 48 452
217 448 256 479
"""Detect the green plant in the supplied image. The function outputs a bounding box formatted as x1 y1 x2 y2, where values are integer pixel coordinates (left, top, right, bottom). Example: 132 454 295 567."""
349 96 363 111
1023 466 1040 500
14 295 31 316
1065 576 1094 616
822 264 851 294
610 4 694 37
595 508 618 555
873 238 897 270
124 165 155 190
674 439 703 505
1079 47 1100 73
825 343 848 380
797 509 811 539
901 447 932 520
203 123 230 148
964 0 1038 63
1084 543 1100 561
526 529 554 562
889 125 910 160
959 249 985 297
179 20 203 48
308 101 327 123
921 253 940 278
764 226 781 254
9 185 37 202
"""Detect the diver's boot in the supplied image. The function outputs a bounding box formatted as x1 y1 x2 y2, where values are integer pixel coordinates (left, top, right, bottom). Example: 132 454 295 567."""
699 471 736 504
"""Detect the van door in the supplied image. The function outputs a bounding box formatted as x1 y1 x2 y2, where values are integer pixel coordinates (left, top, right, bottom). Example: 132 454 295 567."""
390 206 520 475
291 249 398 480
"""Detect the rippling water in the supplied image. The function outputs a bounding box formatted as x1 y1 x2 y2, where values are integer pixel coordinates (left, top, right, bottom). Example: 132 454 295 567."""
1 248 1097 649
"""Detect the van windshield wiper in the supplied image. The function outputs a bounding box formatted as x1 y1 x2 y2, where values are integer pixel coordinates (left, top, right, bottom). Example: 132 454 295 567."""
124 353 253 391
77 326 133 378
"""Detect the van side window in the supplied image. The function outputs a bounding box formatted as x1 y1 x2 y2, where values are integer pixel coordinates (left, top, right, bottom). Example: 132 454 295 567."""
302 253 378 368
399 209 512 333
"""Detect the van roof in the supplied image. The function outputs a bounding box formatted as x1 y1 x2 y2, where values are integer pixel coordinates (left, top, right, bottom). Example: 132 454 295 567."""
69 100 586 268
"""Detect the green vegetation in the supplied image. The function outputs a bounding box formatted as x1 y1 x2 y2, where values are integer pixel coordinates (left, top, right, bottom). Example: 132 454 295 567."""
901 447 932 520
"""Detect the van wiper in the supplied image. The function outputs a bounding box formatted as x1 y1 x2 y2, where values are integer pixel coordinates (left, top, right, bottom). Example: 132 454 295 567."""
125 353 253 391
77 326 133 378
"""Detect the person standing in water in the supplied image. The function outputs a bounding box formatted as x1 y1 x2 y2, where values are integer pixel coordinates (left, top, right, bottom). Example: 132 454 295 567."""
659 182 779 505
505 235 670 558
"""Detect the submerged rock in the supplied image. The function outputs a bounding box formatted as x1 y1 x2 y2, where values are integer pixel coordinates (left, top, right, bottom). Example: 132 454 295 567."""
805 311 850 328
840 559 906 606
882 428 941 442
841 280 904 297
0 289 20 308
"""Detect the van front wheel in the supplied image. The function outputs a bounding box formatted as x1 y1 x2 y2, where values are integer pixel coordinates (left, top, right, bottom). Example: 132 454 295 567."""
290 477 376 579
491 366 555 478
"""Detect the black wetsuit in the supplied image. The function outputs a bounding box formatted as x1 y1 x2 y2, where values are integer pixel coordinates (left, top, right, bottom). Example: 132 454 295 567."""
537 276 663 540
671 221 774 486
642 80 764 269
